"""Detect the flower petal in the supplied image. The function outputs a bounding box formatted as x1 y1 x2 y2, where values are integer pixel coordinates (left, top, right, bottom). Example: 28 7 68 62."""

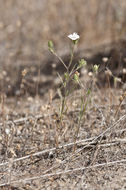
68 32 80 40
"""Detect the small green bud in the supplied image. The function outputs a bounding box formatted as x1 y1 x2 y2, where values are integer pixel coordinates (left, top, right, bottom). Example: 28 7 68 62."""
93 64 99 73
79 59 87 68
74 71 80 83
48 40 54 53
48 40 53 48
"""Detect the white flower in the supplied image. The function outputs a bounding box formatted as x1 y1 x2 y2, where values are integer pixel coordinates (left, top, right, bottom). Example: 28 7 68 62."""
68 32 80 41
102 57 108 63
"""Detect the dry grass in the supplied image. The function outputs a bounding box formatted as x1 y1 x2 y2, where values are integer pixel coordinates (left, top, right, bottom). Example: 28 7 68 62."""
0 68 126 189
0 1 126 189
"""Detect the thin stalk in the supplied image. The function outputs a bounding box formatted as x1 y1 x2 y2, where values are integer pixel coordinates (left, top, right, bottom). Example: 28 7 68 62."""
68 44 75 71
60 96 66 121
73 90 91 151
53 52 68 70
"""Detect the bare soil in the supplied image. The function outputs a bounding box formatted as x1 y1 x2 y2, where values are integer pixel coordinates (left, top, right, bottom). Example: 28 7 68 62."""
0 59 126 189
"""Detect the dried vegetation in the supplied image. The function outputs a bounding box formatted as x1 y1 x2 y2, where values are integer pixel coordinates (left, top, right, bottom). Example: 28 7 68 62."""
0 0 126 189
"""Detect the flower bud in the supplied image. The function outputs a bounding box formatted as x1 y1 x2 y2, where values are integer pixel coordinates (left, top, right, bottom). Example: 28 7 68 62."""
74 71 80 83
79 59 87 68
48 40 54 53
93 64 99 73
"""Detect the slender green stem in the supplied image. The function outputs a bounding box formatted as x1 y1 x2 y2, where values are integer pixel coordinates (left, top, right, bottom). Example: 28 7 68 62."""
59 74 69 121
68 44 75 71
74 89 91 152
53 52 68 70
60 96 66 120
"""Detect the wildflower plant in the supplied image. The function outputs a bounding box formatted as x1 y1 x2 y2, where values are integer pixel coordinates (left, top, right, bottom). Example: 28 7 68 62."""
48 33 88 146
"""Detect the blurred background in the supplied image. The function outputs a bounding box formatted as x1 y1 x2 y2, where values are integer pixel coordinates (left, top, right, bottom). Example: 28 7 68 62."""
0 0 126 95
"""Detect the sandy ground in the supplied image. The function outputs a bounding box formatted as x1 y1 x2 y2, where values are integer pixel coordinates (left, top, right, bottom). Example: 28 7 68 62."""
0 69 126 189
